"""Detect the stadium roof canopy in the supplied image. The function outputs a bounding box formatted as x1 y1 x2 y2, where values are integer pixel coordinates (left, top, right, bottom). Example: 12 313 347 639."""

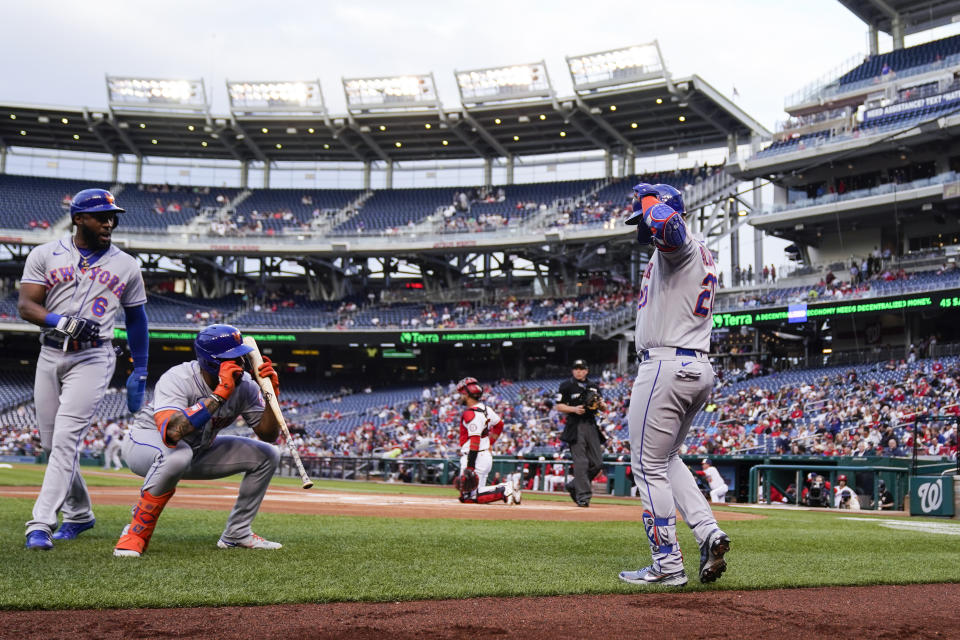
837 0 960 35
0 45 767 165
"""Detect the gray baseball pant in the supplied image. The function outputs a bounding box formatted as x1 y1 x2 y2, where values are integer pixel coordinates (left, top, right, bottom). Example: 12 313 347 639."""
628 353 721 574
122 430 279 543
26 345 115 534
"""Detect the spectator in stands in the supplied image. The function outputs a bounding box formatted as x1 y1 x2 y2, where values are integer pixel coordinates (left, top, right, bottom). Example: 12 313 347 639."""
886 438 908 457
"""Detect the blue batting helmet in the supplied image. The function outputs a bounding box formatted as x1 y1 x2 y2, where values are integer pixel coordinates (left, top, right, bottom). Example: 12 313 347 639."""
194 324 254 375
651 184 684 215
70 189 125 217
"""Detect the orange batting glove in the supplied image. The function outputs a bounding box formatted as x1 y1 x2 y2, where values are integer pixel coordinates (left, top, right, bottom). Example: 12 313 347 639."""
213 360 243 401
258 356 280 397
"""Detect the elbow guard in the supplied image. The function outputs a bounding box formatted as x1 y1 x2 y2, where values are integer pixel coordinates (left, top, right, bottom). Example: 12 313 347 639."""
644 203 686 250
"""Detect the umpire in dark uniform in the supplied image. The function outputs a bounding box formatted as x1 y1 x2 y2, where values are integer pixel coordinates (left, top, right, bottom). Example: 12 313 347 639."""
556 359 606 507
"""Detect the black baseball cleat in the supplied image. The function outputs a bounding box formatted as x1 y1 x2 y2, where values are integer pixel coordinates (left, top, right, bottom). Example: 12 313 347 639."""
576 501 590 508
565 480 578 504
698 530 730 584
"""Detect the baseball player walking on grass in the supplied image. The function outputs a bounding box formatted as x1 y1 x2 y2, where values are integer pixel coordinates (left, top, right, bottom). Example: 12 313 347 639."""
454 377 521 505
114 324 281 557
618 183 730 588
19 189 149 551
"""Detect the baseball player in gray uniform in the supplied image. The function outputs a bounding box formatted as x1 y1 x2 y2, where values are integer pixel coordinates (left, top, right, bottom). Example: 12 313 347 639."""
113 323 281 557
19 189 149 550
618 183 730 587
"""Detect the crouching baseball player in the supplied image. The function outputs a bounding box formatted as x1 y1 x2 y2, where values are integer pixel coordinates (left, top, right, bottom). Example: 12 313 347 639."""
113 324 282 557
619 183 730 588
455 377 520 505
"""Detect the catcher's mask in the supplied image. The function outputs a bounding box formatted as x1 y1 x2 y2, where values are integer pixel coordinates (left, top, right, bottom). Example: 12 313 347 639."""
457 376 483 400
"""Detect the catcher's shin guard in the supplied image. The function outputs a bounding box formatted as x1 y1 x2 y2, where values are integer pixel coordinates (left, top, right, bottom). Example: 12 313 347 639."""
475 485 507 504
114 489 175 555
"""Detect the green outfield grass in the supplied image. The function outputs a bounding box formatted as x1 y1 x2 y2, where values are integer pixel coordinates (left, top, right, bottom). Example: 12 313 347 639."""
2 465 959 610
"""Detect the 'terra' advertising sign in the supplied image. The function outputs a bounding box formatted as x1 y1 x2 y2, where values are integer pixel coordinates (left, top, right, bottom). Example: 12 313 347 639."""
712 290 956 329
909 476 955 517
399 326 589 345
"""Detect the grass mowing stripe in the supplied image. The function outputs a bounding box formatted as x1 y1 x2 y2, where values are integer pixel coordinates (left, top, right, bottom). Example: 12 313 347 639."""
2 497 959 610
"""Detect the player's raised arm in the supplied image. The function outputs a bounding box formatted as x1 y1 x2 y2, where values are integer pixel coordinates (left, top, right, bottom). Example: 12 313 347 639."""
624 183 690 258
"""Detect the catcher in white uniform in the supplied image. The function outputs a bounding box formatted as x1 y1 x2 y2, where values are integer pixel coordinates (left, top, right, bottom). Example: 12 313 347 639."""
618 183 731 588
454 377 520 505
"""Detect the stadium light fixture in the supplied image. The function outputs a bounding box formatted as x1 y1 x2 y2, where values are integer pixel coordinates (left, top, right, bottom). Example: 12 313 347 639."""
60 117 68 124
106 76 208 112
494 118 501 125
567 42 666 92
441 139 449 146
455 61 553 105
72 134 79 140
226 80 326 114
559 131 566 137
9 114 15 119
19 130 26 135
187 125 195 131
342 74 438 111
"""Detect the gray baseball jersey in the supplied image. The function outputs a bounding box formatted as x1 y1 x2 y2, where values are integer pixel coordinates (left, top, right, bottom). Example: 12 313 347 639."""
122 360 277 544
21 236 147 339
23 235 146 537
627 222 726 577
634 234 717 353
130 361 265 454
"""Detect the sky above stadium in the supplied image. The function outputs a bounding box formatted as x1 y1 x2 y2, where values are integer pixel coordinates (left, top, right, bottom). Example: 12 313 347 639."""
6 0 960 130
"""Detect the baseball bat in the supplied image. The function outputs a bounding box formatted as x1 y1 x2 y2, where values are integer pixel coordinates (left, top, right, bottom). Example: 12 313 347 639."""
242 336 314 489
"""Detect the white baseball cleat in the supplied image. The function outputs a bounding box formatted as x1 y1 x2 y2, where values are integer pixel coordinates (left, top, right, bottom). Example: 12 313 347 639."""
217 533 282 550
502 482 514 504
618 566 688 587
511 475 522 505
113 526 142 557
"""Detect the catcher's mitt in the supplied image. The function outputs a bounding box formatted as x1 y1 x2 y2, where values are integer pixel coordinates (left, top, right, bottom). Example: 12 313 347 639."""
457 467 479 494
583 388 602 411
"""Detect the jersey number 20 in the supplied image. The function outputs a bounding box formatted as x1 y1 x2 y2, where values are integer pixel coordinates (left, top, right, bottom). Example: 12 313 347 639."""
693 274 717 317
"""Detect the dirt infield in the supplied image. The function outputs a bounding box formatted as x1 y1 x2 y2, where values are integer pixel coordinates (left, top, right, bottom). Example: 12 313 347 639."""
0 484 761 522
1 584 957 639
3 484 954 638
